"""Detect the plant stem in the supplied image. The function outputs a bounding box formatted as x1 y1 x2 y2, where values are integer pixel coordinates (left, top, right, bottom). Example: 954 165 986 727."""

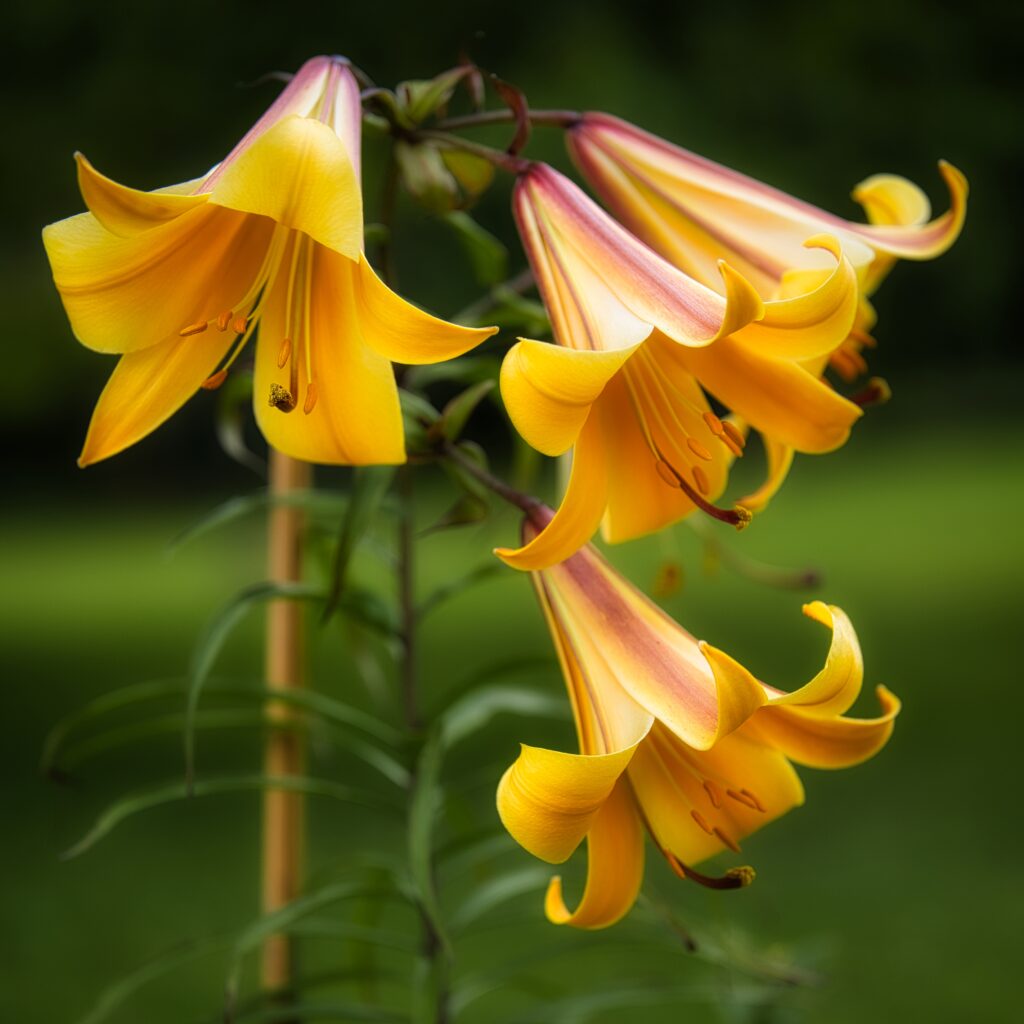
435 108 582 130
261 448 312 1000
442 441 541 516
412 129 532 174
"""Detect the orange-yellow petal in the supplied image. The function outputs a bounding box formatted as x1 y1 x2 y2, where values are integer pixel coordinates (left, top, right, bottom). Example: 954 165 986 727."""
747 685 901 769
43 204 271 355
543 776 645 929
353 254 497 365
253 242 406 466
738 434 794 514
74 153 208 237
495 412 607 570
208 115 363 260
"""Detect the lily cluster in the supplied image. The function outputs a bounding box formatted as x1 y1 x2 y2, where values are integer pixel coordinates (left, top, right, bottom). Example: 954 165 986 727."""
43 55 965 929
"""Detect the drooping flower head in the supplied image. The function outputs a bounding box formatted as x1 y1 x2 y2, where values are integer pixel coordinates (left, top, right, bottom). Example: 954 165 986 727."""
496 163 862 569
566 113 967 494
498 511 900 928
43 56 496 466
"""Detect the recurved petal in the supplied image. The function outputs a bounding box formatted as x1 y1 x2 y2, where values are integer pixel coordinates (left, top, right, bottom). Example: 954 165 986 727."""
746 685 901 769
851 161 967 260
495 412 607 570
658 330 862 453
543 777 645 928
497 738 642 865
738 434 794 514
43 204 271 355
501 340 639 457
78 328 236 466
732 235 860 361
74 154 208 237
253 243 406 465
353 254 496 364
209 115 363 260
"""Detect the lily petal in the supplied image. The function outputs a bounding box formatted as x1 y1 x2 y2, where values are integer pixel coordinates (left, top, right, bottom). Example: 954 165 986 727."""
495 413 607 570
353 254 497 364
209 115 363 260
253 243 406 466
74 154 208 237
78 328 236 466
738 434 794 514
747 686 901 769
500 340 640 457
497 741 642 864
43 204 271 355
544 777 645 929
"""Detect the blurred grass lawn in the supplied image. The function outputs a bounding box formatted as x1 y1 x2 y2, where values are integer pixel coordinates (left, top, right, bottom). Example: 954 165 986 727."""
3 410 1022 1023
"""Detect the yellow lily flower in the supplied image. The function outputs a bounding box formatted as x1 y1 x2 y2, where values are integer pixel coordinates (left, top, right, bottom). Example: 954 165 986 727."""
497 163 862 569
43 56 496 467
567 113 967 507
498 513 900 928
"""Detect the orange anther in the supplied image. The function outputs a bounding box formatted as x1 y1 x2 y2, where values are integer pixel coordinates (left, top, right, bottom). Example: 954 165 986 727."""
722 421 745 449
303 382 318 415
703 779 722 808
713 827 741 854
655 460 680 488
200 369 228 390
690 809 714 835
742 788 766 812
232 315 249 335
727 788 761 811
692 465 710 495
215 310 233 332
720 434 744 458
687 438 713 461
277 337 292 369
179 321 209 337
702 410 725 436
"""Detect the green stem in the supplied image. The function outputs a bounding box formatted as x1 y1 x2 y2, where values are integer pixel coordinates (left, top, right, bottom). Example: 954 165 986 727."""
412 129 532 174
441 441 541 516
435 108 582 130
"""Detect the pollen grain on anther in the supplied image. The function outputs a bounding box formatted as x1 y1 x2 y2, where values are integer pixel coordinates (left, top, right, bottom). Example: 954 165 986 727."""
269 382 296 412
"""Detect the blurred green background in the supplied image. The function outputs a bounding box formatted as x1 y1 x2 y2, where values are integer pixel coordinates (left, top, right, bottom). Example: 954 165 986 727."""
4 1 1022 1021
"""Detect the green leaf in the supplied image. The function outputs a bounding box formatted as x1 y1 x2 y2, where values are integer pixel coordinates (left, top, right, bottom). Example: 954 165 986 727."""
435 379 495 442
440 685 567 749
215 369 265 476
323 466 396 623
167 489 345 553
448 866 551 933
184 581 326 787
418 563 504 619
403 355 501 392
443 211 508 286
395 141 460 213
419 493 490 537
408 729 450 953
440 150 495 205
432 654 555 717
232 1002 408 1023
62 774 393 860
488 287 550 335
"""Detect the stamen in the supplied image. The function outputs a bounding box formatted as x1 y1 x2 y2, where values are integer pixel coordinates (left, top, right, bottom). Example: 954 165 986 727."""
687 438 713 461
201 369 228 391
727 788 763 812
849 328 877 348
690 809 714 835
179 321 209 337
656 451 751 529
713 827 742 854
741 788 766 812
720 434 744 458
665 852 756 891
269 383 296 412
656 460 679 487
277 338 292 369
722 421 746 450
851 376 892 409
692 465 710 495
303 382 318 415
215 310 234 332
703 779 723 808
232 315 249 335
703 410 725 436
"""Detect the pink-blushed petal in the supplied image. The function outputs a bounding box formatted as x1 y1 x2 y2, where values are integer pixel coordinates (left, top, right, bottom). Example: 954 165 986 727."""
209 115 363 260
43 204 272 355
500 339 641 457
543 777 645 929
74 154 208 236
495 412 608 570
746 686 901 769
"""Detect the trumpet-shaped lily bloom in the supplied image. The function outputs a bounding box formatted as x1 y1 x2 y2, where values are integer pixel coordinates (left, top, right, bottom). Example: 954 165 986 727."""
567 113 967 505
497 163 862 569
498 512 899 928
43 56 496 467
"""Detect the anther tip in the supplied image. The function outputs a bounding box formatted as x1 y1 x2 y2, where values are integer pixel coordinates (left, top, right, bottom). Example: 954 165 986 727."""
733 505 753 531
726 865 756 887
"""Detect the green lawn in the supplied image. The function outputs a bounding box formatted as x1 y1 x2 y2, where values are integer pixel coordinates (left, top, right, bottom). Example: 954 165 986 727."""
4 414 1022 1023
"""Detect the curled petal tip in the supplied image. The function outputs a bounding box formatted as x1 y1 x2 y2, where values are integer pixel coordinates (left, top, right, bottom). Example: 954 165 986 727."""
801 232 843 259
